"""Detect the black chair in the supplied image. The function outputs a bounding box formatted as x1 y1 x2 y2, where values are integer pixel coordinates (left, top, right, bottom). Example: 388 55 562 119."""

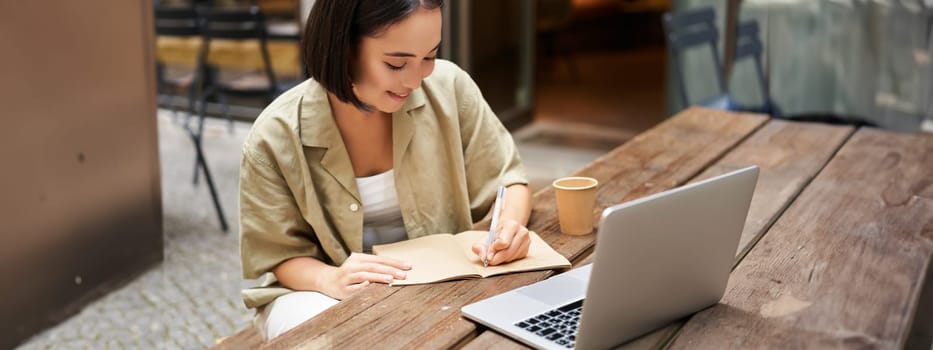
155 5 229 233
663 7 878 127
663 7 783 115
731 18 874 126
733 20 780 116
192 5 301 181
195 5 278 133
190 6 275 187
154 5 201 123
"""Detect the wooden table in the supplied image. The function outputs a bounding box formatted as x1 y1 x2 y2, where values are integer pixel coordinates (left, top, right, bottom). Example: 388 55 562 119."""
222 107 933 349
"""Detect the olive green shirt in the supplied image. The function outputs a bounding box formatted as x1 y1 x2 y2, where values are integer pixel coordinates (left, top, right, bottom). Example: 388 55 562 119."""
239 60 528 309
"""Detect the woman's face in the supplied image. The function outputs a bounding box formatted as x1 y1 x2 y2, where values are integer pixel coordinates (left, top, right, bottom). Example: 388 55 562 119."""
353 7 442 113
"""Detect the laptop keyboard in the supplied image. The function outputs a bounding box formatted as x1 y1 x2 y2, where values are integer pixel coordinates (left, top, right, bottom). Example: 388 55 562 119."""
514 299 583 348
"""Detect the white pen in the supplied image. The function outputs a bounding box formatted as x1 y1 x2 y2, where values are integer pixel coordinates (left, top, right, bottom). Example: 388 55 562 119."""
484 185 506 267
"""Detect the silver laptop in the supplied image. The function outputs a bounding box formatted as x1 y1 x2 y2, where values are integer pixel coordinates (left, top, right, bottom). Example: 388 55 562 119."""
461 166 759 350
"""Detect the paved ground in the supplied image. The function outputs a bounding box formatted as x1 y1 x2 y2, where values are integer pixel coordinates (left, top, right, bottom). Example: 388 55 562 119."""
17 109 626 350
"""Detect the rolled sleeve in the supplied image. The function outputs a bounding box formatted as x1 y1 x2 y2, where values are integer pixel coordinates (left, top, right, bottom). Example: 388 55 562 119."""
453 67 529 221
239 148 325 280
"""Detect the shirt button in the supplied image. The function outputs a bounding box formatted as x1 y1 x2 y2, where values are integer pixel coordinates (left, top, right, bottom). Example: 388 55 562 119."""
349 203 359 212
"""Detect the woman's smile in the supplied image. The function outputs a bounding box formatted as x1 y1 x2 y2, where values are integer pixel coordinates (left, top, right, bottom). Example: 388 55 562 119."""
387 90 410 102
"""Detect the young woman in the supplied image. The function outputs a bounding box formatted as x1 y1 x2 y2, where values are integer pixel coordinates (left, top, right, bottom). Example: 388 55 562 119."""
239 0 532 340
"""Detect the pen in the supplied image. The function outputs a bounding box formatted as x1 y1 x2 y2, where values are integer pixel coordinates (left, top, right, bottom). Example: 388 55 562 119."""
484 185 506 267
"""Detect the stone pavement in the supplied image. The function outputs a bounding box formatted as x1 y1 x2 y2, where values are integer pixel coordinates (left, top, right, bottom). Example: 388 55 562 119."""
17 110 626 350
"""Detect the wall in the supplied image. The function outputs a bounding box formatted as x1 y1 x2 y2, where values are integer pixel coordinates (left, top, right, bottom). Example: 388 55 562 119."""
0 1 163 347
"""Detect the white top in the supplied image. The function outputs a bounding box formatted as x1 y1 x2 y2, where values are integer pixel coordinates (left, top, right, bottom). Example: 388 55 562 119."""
355 169 408 252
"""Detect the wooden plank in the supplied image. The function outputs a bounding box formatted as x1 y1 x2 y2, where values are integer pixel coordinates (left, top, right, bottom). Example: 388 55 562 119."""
668 128 933 349
689 120 855 262
613 120 855 350
468 119 856 349
261 107 767 349
212 326 262 350
462 332 529 350
257 285 401 349
611 121 855 350
532 108 766 263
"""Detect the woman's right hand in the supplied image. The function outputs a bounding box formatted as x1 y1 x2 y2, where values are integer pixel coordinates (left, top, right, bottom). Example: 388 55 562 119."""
320 252 411 300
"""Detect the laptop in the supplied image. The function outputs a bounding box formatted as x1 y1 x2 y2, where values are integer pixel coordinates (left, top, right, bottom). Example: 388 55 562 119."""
461 166 759 350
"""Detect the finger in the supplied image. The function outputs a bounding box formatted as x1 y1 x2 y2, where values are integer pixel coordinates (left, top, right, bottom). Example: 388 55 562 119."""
347 271 395 285
343 280 370 296
361 262 408 280
492 220 519 252
488 222 519 262
514 231 532 261
491 227 530 265
472 242 487 260
349 280 370 289
358 254 413 270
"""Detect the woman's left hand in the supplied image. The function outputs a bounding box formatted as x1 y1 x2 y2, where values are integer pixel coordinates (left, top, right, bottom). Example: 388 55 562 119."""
472 219 531 266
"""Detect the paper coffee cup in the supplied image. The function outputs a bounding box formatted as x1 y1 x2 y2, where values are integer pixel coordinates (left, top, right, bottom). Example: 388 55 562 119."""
552 177 598 235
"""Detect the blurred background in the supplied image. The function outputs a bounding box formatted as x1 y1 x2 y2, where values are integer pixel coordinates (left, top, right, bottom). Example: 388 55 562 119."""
3 0 933 348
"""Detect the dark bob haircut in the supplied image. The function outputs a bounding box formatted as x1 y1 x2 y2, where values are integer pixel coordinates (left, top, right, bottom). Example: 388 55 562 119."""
303 0 444 110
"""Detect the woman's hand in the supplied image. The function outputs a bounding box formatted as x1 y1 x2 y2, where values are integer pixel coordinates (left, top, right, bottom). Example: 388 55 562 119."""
472 219 532 266
319 253 411 300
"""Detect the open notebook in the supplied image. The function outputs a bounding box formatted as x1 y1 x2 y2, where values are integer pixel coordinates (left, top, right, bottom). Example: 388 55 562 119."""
373 230 571 286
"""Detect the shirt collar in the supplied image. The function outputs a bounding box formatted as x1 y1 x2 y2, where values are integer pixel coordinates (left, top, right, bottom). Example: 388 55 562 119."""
299 80 427 148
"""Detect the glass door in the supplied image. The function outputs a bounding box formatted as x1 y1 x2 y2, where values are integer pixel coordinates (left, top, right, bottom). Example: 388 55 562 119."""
443 0 535 128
